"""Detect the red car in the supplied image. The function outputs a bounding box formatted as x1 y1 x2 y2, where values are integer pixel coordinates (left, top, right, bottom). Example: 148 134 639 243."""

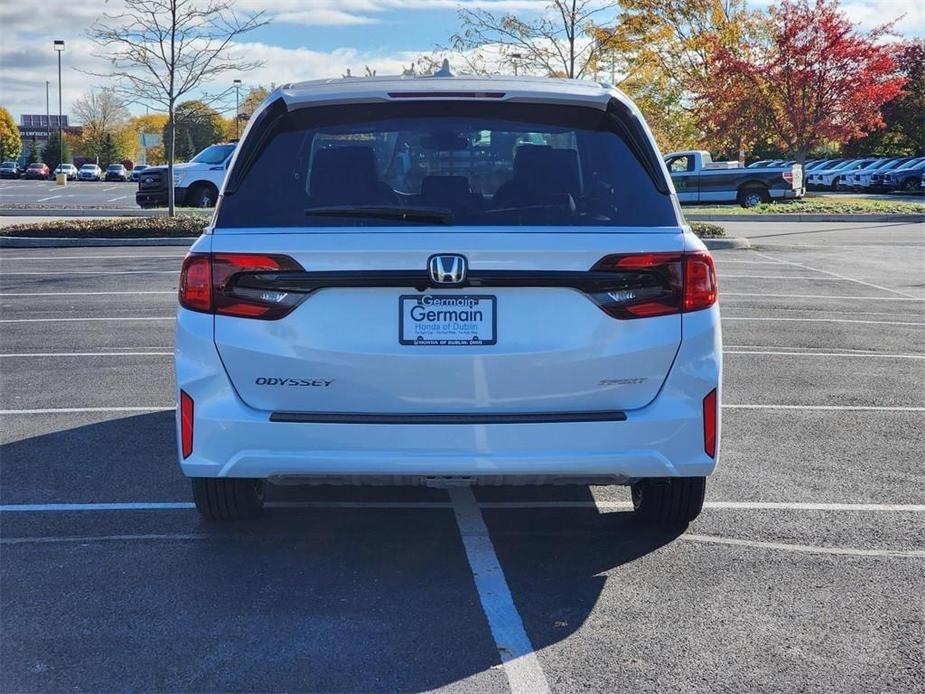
24 163 50 180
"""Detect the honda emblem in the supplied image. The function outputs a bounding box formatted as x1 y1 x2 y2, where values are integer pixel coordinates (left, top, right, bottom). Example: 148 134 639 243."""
429 254 467 285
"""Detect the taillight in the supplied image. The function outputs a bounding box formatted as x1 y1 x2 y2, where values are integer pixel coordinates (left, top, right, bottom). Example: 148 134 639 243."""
703 389 717 458
782 171 794 184
590 251 717 319
178 252 304 320
180 390 194 458
682 251 718 312
179 254 212 312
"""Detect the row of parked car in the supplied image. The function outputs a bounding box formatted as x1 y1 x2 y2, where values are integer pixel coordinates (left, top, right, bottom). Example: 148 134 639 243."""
748 156 925 193
0 161 150 182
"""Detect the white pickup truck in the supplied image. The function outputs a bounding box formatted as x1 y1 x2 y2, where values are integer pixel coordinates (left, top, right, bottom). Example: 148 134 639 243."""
664 150 804 207
135 143 236 208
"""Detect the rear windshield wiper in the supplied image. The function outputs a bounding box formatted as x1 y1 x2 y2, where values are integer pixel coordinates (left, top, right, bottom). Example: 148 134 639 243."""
304 205 452 224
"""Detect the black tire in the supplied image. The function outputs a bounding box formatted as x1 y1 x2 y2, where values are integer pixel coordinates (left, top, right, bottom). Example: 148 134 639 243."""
191 478 265 521
631 477 706 529
186 183 217 207
902 177 920 193
737 186 769 208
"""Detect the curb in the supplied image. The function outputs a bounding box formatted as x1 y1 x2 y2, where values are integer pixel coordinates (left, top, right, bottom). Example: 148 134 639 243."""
685 213 924 223
703 237 750 250
0 237 198 248
0 208 211 218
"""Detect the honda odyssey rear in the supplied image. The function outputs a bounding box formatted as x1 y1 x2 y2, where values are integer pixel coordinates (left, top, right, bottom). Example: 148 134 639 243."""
175 73 721 527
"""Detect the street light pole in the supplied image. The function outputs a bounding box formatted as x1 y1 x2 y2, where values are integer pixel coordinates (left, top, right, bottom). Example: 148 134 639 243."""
54 40 64 179
233 79 242 139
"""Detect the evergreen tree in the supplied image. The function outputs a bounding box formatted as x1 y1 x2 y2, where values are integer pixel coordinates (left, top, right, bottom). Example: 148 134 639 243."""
42 131 72 171
28 136 41 164
100 132 119 167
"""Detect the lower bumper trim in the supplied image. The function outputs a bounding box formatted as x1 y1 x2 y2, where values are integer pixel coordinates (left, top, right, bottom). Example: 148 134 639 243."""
269 410 628 425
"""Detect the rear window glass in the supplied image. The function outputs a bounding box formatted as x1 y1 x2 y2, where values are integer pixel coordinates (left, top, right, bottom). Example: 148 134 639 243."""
217 100 676 228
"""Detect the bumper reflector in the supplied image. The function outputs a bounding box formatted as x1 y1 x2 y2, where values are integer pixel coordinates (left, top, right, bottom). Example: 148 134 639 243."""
703 389 717 458
180 390 194 458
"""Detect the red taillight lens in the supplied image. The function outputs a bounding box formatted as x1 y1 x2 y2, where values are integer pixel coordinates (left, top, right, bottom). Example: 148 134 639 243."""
180 390 194 458
178 252 304 319
590 251 717 319
782 171 794 184
703 388 717 458
179 254 212 312
682 252 718 312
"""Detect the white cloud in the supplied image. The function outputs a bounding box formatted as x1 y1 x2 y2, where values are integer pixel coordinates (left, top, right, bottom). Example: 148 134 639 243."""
841 0 925 35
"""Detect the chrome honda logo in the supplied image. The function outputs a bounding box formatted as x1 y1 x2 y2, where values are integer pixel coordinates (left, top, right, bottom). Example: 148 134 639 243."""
429 254 467 285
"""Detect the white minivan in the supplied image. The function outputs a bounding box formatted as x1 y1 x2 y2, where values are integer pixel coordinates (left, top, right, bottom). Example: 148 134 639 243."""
175 73 721 527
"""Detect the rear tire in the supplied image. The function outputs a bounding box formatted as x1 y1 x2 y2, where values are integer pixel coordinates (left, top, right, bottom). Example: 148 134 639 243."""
191 478 265 521
631 477 706 529
737 187 768 208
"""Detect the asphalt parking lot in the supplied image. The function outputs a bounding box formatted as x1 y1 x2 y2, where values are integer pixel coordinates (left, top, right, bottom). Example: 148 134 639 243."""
0 179 138 208
1 221 923 693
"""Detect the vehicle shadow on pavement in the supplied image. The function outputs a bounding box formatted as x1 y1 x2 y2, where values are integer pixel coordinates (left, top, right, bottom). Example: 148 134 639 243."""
1 412 679 692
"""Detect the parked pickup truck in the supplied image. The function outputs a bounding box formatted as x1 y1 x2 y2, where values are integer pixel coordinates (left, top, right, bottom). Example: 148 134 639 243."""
136 143 236 208
664 150 804 207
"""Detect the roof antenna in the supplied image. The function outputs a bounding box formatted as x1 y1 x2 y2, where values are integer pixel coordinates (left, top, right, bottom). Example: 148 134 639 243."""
434 59 453 77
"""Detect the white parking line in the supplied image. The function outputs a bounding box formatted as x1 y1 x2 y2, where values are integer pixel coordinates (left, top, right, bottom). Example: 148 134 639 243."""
449 487 551 694
0 291 175 296
725 349 925 359
0 254 183 260
0 352 171 358
723 317 925 327
3 530 922 559
0 317 172 323
107 196 129 202
3 500 924 513
720 275 849 281
679 534 925 559
724 404 925 412
0 406 171 414
35 195 62 202
752 250 918 299
723 292 924 302
0 270 177 275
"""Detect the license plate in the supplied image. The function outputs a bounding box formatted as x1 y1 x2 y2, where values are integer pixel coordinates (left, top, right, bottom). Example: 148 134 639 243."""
399 294 496 346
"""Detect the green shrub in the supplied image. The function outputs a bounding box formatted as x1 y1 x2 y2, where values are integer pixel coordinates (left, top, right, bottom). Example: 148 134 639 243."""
1 215 206 238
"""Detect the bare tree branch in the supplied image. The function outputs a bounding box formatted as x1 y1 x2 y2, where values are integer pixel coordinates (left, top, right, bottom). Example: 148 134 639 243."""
85 0 267 214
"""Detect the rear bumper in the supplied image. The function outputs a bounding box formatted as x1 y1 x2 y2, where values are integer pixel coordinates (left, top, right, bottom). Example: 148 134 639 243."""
175 305 722 484
770 187 803 200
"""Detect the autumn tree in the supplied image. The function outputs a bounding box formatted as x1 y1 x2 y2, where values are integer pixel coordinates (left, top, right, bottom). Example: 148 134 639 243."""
448 1 618 78
844 40 925 156
699 0 906 164
129 113 170 165
0 107 22 162
87 0 266 215
239 85 272 123
594 0 759 152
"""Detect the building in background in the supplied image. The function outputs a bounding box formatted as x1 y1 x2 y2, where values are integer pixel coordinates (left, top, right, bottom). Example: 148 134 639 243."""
17 114 81 165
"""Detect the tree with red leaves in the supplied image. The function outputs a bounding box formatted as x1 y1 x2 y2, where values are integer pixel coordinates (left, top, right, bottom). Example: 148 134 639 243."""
698 0 906 163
